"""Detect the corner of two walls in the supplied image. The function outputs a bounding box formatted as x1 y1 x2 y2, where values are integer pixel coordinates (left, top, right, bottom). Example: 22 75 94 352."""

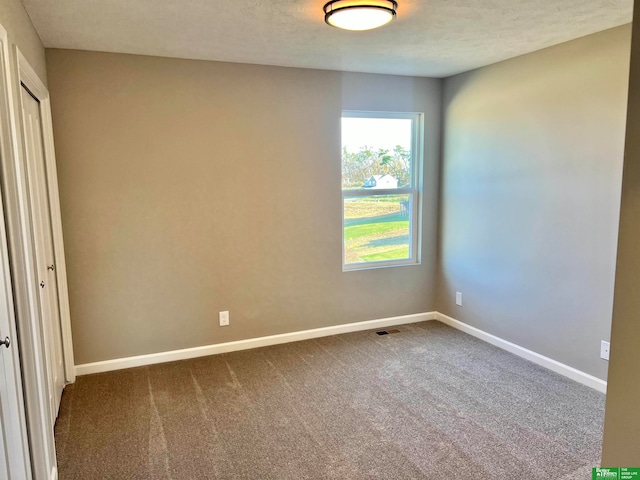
45 51 442 366
436 25 632 381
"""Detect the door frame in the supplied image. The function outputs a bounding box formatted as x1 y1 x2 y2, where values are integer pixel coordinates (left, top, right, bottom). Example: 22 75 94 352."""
12 46 76 480
16 48 75 385
0 23 32 480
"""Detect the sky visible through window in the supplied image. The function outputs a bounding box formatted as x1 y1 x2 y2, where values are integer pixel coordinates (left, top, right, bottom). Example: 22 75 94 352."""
341 117 411 154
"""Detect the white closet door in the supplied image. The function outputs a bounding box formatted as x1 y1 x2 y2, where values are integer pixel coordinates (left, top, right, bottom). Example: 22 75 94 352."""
0 218 31 478
20 85 65 424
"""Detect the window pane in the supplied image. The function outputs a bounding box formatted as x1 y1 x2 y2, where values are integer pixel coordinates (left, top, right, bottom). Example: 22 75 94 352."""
344 194 412 265
341 117 413 191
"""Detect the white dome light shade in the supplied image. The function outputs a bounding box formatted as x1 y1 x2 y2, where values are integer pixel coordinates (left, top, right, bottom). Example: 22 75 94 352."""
324 1 397 31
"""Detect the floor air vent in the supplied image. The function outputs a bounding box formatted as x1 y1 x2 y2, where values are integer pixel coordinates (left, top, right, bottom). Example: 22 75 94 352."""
376 329 401 336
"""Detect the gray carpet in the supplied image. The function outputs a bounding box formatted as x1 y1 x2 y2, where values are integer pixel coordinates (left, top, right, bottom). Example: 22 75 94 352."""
55 321 604 479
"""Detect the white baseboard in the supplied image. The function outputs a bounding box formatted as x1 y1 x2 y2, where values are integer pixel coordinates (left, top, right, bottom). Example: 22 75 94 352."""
75 311 608 394
75 312 438 376
435 312 607 393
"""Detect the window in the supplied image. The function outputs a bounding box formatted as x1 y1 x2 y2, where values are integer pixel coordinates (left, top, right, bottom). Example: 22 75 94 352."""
342 111 423 270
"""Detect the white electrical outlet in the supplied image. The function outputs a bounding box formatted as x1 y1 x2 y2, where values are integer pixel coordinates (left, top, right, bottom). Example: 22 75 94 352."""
455 292 463 307
219 311 229 327
600 340 610 361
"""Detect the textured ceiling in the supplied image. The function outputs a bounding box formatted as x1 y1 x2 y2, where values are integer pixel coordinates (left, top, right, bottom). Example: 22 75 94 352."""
22 0 633 77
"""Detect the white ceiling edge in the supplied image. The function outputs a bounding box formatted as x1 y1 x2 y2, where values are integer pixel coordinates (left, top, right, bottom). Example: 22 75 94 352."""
22 0 634 78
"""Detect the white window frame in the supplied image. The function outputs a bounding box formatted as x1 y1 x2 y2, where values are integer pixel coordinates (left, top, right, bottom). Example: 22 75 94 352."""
341 110 424 271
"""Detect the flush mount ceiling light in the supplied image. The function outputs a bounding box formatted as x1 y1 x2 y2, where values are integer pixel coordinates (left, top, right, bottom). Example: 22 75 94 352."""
323 0 398 31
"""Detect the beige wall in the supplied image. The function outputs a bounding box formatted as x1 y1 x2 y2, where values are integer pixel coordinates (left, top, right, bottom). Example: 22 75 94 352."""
602 4 640 465
45 49 441 365
0 0 46 83
438 25 631 380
